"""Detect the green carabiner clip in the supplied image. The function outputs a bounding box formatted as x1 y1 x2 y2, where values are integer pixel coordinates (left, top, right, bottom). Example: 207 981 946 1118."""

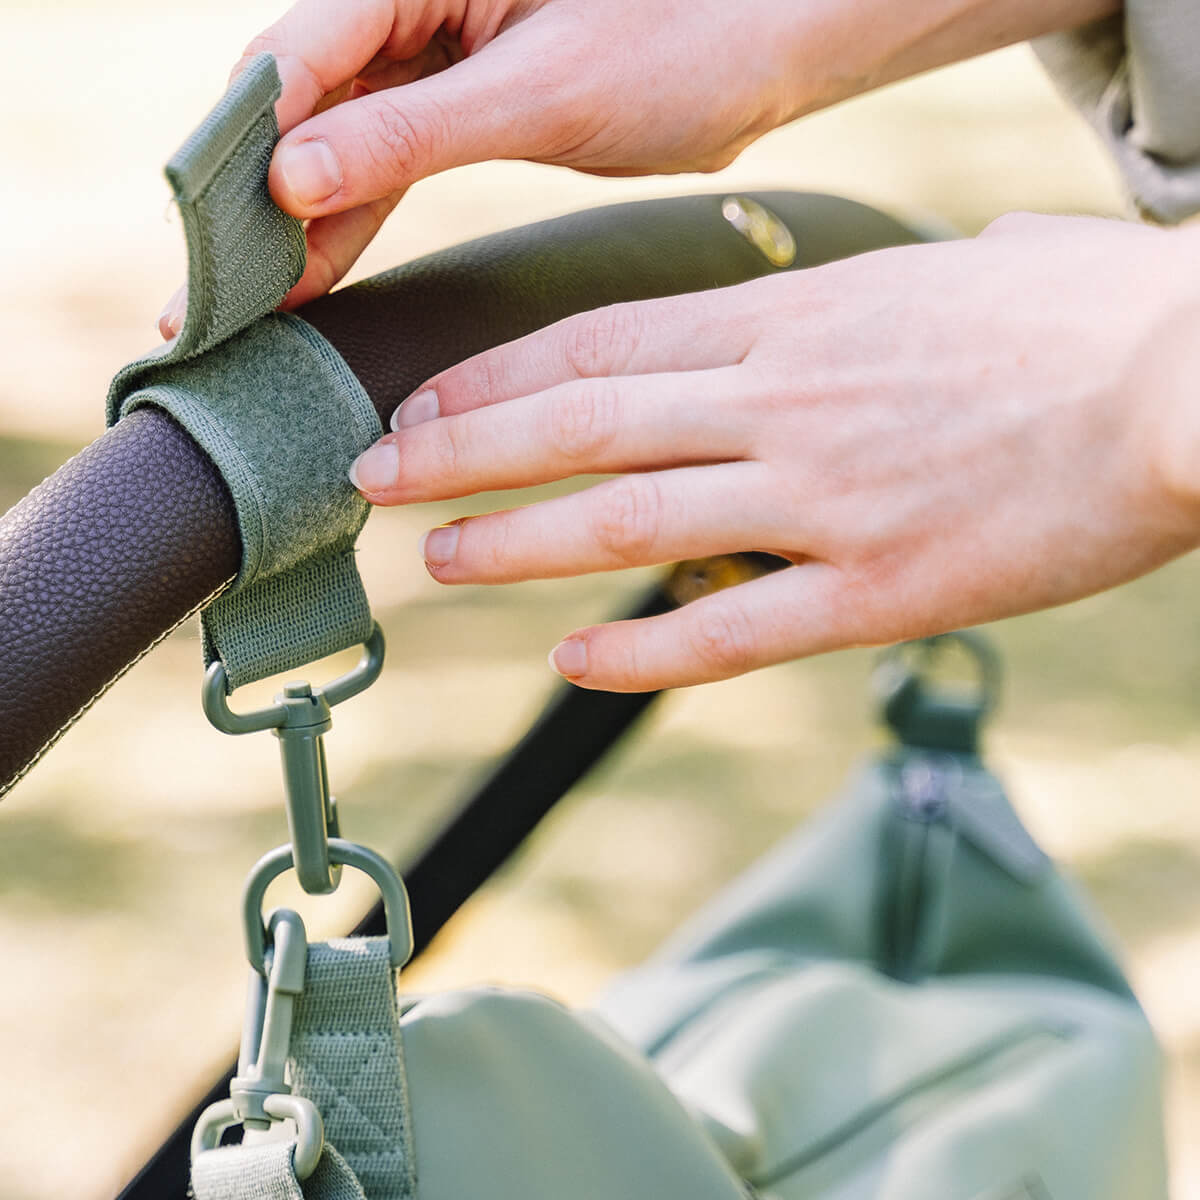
191 908 325 1181
202 625 385 894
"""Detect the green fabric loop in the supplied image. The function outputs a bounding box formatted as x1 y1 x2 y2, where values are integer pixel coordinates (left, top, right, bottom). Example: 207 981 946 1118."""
106 52 306 400
191 1138 369 1200
106 54 381 689
117 314 380 688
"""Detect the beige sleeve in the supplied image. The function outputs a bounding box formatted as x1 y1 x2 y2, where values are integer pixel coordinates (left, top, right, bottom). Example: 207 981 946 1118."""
1035 7 1200 223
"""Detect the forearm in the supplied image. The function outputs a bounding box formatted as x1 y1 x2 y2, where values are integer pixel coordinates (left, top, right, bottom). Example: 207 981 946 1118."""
783 0 1123 118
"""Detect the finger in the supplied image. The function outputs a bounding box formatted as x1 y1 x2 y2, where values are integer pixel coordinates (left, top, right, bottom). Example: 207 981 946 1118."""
393 291 759 428
546 565 854 692
269 38 553 218
352 367 754 503
420 462 779 583
281 190 404 308
157 285 187 340
352 37 465 94
234 0 408 133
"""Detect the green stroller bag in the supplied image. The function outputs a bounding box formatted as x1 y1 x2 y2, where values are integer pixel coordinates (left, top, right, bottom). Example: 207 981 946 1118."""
593 750 1167 1199
194 690 1166 1200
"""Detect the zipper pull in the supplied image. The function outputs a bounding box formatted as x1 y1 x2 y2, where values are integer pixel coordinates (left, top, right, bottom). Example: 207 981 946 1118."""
897 755 955 823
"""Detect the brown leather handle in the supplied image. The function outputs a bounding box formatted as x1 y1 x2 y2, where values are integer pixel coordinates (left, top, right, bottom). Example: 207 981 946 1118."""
0 192 922 797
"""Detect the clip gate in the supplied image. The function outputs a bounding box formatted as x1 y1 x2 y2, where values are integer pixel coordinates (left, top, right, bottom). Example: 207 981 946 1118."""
202 624 385 893
192 908 325 1180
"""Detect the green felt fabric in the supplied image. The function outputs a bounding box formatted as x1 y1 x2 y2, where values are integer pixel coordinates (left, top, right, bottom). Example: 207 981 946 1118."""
107 53 380 689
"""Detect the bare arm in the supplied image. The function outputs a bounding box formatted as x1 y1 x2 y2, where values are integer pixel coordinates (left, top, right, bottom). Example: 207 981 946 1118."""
157 0 1120 321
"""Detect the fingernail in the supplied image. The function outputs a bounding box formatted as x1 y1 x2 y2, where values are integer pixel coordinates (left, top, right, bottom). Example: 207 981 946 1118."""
277 139 342 206
549 639 588 678
157 288 185 339
419 523 460 566
391 390 439 431
349 441 400 493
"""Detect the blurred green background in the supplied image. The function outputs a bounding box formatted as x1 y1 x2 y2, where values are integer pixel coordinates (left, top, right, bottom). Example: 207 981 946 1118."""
3 2 1200 1197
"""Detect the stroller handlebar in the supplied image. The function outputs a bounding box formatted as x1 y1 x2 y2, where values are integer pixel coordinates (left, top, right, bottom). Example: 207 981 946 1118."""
0 191 923 797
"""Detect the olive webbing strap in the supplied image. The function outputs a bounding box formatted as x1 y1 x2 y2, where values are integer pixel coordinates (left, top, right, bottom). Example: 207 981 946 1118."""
190 1141 364 1200
192 939 417 1200
106 53 380 690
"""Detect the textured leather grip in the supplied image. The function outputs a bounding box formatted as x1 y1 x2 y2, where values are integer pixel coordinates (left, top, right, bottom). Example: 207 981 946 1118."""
0 192 922 797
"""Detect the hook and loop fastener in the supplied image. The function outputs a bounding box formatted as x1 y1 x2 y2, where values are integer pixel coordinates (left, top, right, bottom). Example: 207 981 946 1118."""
106 54 381 690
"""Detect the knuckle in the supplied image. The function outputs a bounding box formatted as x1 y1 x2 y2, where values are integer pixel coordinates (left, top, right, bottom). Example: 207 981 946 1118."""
474 352 513 409
687 600 758 676
241 31 283 60
363 99 444 183
562 303 643 378
606 631 646 688
471 515 514 577
591 476 663 566
547 383 620 461
432 350 507 413
980 210 1041 238
424 416 470 480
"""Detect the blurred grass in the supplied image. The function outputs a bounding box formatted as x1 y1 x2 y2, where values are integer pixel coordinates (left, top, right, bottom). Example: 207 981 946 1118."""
4 4 1200 1199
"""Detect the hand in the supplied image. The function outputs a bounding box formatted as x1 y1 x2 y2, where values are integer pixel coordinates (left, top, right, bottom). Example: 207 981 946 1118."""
160 0 807 328
348 214 1200 691
156 0 1119 333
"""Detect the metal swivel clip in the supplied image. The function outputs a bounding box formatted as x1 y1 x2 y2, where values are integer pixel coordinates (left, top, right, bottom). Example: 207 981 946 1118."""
192 908 324 1179
191 623 415 1181
202 624 386 894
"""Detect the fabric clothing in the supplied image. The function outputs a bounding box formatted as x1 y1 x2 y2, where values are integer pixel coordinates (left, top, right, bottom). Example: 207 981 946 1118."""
1036 7 1200 223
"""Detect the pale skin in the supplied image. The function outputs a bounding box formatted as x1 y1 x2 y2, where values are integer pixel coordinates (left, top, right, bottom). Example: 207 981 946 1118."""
161 0 1200 692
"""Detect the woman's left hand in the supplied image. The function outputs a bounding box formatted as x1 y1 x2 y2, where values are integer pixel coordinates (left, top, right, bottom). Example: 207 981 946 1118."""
350 213 1200 691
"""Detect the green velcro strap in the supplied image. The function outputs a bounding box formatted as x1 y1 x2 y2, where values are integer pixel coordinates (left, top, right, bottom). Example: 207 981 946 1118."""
117 314 380 688
106 54 381 690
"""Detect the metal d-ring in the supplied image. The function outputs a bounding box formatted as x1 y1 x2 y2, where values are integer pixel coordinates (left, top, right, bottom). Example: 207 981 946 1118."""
202 625 386 727
243 839 414 977
201 625 386 895
191 1094 324 1181
872 630 1001 756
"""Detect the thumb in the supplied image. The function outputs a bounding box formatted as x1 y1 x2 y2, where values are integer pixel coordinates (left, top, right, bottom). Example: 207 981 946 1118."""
269 45 540 217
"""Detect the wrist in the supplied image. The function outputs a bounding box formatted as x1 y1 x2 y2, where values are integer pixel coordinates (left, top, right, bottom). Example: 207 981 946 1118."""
782 0 1122 118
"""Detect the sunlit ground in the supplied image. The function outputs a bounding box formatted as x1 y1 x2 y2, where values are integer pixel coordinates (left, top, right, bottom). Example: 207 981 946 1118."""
4 3 1199 1198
